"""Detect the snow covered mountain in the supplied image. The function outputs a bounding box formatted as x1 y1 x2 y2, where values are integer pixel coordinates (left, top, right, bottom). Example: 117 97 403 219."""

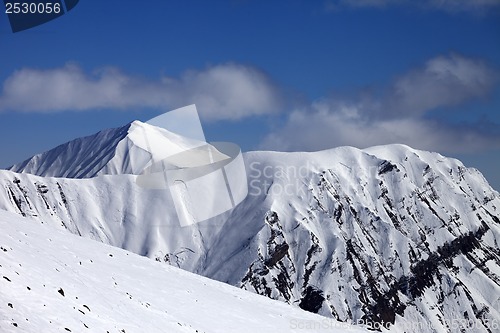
2 121 500 332
8 120 205 178
0 209 368 333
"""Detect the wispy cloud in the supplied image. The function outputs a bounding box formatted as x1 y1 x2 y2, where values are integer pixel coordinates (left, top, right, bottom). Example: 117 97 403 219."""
1 55 498 155
383 54 496 117
0 63 283 121
325 0 500 12
261 54 500 154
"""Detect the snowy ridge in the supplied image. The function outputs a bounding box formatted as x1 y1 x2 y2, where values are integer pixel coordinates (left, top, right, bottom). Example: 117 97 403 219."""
8 120 205 178
1 122 500 332
8 124 129 178
0 210 368 333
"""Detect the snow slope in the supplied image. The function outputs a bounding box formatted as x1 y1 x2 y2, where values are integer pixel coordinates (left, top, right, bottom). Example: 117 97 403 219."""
0 210 369 333
2 122 500 332
8 121 205 178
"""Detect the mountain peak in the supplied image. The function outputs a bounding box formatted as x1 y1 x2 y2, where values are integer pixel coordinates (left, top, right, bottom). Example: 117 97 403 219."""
129 119 145 127
8 119 205 178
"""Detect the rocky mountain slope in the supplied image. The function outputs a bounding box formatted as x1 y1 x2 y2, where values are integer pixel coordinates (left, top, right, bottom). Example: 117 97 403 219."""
2 122 499 332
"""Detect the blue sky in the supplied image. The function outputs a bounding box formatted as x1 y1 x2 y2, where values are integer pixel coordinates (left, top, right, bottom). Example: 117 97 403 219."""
1 0 499 189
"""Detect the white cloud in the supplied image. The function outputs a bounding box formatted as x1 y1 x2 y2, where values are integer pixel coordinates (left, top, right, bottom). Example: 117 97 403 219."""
261 102 500 153
386 54 496 116
0 63 283 121
1 55 497 154
261 54 500 154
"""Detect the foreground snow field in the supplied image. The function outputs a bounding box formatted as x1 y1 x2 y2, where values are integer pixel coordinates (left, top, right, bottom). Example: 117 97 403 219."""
0 210 369 333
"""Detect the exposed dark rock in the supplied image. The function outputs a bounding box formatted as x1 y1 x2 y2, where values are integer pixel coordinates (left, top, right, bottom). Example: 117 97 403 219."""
265 211 279 225
378 161 399 175
299 286 324 313
265 243 289 267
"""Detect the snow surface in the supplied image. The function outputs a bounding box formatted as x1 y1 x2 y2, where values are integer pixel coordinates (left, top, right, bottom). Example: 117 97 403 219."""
8 121 207 178
0 210 369 333
3 121 500 333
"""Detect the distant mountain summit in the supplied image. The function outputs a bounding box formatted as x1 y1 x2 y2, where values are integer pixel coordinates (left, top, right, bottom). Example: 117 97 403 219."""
2 121 499 332
8 120 204 178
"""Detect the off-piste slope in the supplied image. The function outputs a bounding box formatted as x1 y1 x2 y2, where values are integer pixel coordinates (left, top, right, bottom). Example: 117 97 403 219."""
0 210 367 333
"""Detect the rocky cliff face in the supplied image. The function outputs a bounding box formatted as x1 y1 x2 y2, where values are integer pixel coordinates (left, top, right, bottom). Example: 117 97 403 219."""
2 123 499 332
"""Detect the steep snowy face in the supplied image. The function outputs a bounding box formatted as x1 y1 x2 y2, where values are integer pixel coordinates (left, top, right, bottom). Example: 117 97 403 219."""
8 123 130 178
0 210 370 333
1 123 499 333
8 120 205 178
232 146 500 332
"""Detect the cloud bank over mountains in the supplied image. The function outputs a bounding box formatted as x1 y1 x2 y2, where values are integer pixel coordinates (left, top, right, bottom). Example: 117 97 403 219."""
0 63 283 121
261 54 500 154
0 54 498 154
